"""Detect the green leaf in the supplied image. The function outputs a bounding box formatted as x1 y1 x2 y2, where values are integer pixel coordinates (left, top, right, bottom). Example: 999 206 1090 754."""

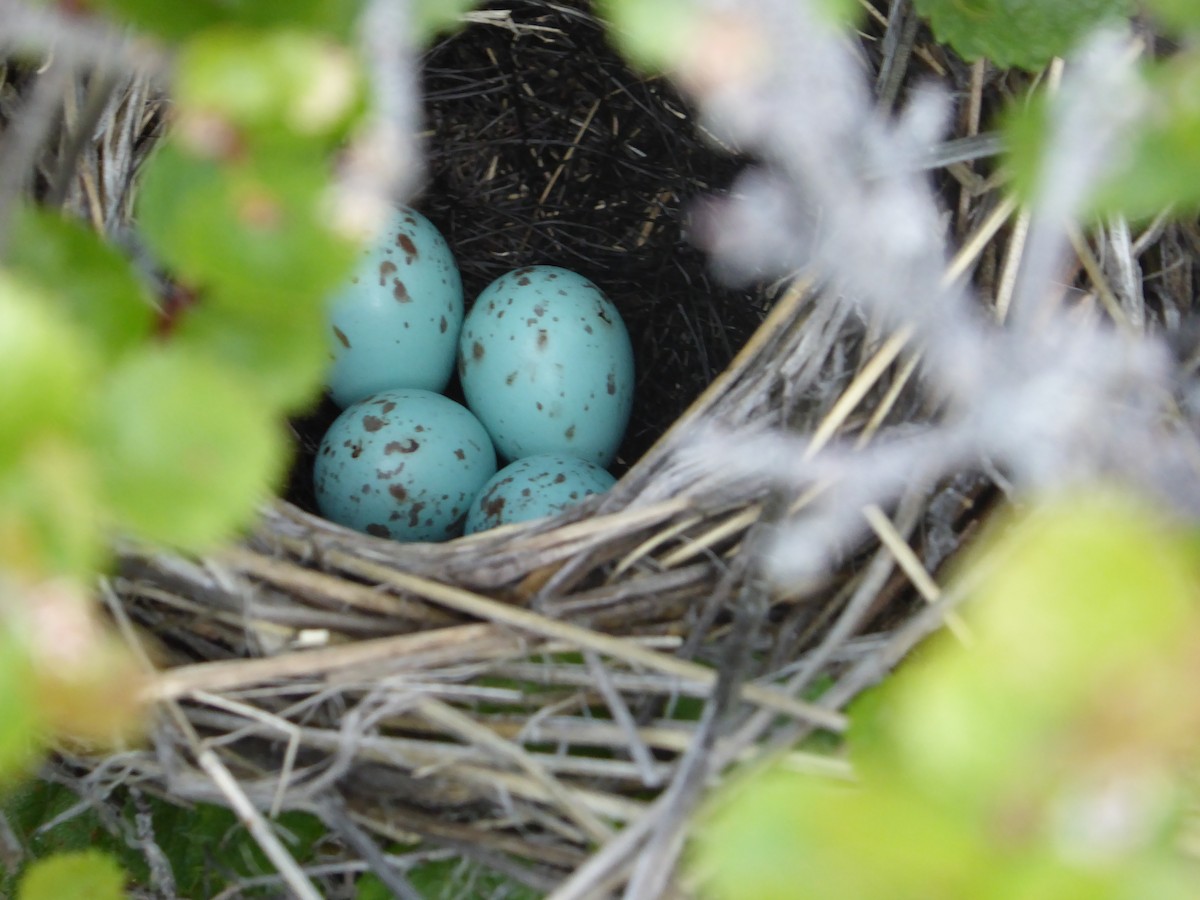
866 493 1198 806
136 141 357 311
695 492 1200 900
176 29 363 139
0 626 42 785
5 206 156 364
912 0 1131 70
594 0 700 73
172 287 332 412
17 850 125 900
0 271 94 464
413 0 483 43
1143 0 1200 34
91 345 287 549
0 440 103 579
1090 54 1200 218
1005 52 1200 221
88 0 362 42
694 766 992 899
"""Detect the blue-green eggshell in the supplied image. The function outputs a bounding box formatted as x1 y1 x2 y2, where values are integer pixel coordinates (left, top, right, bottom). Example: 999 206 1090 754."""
465 453 617 534
458 266 634 467
326 207 463 408
314 389 496 542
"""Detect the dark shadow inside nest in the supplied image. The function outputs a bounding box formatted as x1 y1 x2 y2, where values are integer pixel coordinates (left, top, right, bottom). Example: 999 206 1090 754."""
285 0 770 516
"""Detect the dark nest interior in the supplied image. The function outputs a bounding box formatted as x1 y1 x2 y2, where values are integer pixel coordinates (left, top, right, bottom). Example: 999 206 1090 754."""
16 1 1197 897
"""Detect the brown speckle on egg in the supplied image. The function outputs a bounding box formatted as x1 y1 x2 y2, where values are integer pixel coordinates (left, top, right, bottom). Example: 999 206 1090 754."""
389 484 408 502
454 449 465 460
384 438 420 454
536 329 548 349
505 371 517 386
565 425 576 439
408 501 426 528
393 278 410 302
606 372 616 395
397 233 418 262
472 341 485 360
362 415 385 432
517 276 531 286
555 473 566 484
379 260 397 287
333 326 351 348
366 523 390 538
439 315 448 334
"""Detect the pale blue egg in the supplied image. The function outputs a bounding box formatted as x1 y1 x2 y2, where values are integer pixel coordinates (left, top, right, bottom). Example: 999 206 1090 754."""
326 207 463 408
313 389 495 542
457 266 634 466
465 454 616 534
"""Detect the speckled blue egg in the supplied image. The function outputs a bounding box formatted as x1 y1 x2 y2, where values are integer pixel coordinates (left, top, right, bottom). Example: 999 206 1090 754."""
313 389 495 542
326 207 463 408
465 454 617 534
457 266 634 467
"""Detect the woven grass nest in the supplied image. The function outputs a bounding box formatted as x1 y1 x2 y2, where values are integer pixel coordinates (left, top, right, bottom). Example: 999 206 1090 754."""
30 1 1184 896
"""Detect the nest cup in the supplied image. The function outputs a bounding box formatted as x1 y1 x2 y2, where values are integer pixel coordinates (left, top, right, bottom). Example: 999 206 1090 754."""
54 0 1009 892
286 0 768 520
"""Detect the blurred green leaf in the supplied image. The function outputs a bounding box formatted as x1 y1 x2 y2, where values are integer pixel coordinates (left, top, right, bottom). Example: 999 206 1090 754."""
695 492 1200 900
413 0 483 43
1143 0 1200 33
695 766 991 899
173 293 332 412
594 0 700 73
17 849 125 900
0 625 42 785
1006 51 1200 225
137 141 357 307
867 493 1199 809
0 272 94 465
87 0 362 42
5 207 155 364
91 346 287 549
0 440 103 579
176 29 363 139
912 0 1131 70
1092 54 1200 218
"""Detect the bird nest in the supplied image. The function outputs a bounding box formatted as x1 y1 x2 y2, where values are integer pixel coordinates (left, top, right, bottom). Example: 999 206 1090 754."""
23 1 1184 896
